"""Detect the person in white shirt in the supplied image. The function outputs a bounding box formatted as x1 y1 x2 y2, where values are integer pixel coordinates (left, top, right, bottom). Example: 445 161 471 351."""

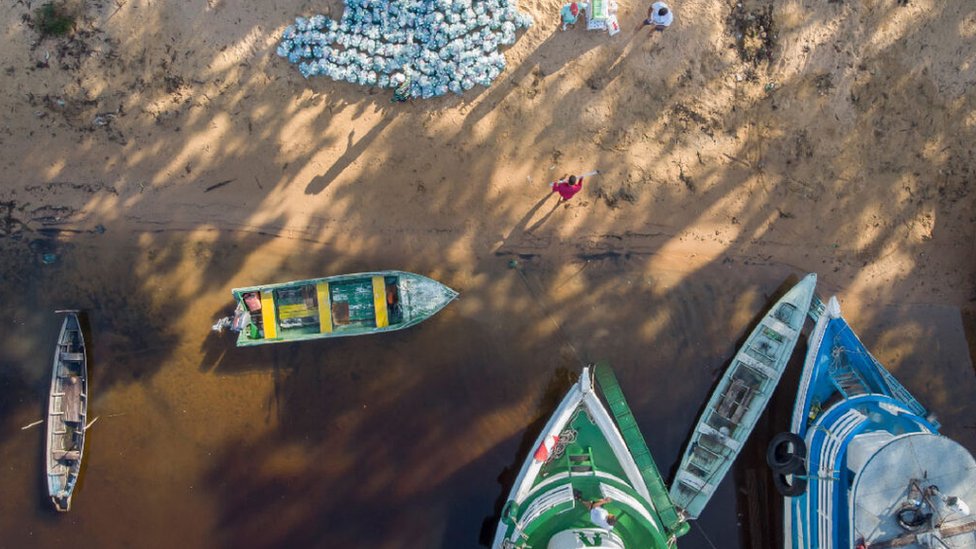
639 2 674 33
582 496 618 530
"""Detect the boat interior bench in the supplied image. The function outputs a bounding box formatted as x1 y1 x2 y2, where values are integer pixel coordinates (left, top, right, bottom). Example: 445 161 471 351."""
61 351 84 362
52 449 81 462
61 375 83 423
715 378 754 423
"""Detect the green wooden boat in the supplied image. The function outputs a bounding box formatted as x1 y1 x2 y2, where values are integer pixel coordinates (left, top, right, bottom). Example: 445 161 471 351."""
215 271 458 346
493 363 689 549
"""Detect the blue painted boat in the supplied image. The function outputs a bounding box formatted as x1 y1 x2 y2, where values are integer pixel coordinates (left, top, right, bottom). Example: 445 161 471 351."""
780 296 976 548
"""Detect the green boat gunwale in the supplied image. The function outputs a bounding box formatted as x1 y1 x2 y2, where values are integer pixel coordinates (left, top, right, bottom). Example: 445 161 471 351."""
493 363 687 549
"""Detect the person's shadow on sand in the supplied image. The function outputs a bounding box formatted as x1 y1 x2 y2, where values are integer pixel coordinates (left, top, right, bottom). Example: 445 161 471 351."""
496 189 565 257
525 195 562 234
305 117 394 195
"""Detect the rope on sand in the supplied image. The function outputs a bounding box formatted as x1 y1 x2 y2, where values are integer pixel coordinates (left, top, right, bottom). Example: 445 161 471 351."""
508 259 587 367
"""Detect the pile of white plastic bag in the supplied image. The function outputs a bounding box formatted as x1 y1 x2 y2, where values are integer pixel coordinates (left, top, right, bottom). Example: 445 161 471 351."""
276 0 533 99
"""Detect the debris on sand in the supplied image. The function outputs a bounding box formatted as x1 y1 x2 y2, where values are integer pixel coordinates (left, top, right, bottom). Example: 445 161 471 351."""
727 1 777 65
32 2 77 38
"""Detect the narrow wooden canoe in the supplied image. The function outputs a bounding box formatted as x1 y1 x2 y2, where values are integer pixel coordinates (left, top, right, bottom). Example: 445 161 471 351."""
669 273 816 520
221 270 458 346
45 312 88 512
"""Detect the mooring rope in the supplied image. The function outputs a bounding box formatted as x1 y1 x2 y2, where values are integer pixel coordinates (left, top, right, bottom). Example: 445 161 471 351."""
692 520 720 549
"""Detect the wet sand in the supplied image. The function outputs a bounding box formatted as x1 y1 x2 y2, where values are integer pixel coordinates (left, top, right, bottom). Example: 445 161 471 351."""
1 237 974 548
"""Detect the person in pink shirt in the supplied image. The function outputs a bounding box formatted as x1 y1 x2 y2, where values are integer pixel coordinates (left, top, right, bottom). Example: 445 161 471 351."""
551 174 585 201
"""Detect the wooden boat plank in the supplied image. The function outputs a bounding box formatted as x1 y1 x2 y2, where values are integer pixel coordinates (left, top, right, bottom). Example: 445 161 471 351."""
697 422 742 452
714 378 754 420
260 291 277 339
763 316 798 338
372 275 389 328
675 470 711 492
63 378 82 423
736 353 778 379
316 282 333 333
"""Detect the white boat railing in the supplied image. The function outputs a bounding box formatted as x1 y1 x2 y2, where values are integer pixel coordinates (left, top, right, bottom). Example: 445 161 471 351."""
515 484 576 533
600 482 661 533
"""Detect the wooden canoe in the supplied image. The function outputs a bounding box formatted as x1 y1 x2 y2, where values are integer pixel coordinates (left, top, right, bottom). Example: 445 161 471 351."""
225 270 458 346
45 312 88 512
669 273 816 520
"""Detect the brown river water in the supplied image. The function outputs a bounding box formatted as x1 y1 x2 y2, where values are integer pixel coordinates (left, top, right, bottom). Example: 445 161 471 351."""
1 234 974 549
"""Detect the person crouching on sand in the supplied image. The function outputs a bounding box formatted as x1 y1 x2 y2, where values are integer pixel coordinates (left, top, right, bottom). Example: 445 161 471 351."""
551 174 585 201
391 73 412 103
560 2 584 31
638 1 673 33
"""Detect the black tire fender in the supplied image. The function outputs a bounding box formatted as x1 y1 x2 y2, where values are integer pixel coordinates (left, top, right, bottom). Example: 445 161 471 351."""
767 432 807 474
773 470 808 498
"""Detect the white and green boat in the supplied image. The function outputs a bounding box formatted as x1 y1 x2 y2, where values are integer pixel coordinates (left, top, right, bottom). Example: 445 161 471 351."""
669 273 816 520
493 363 689 549
215 271 457 346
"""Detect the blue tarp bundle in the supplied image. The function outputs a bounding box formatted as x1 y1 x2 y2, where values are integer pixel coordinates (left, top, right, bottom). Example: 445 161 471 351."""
277 0 533 99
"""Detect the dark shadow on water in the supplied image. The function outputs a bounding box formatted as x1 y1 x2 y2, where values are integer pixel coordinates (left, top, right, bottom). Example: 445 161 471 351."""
0 362 37 433
962 309 976 378
477 366 576 546
731 337 805 549
198 329 283 375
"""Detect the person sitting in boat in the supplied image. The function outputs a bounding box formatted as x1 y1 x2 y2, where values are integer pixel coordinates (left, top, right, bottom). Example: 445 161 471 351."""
581 496 617 531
